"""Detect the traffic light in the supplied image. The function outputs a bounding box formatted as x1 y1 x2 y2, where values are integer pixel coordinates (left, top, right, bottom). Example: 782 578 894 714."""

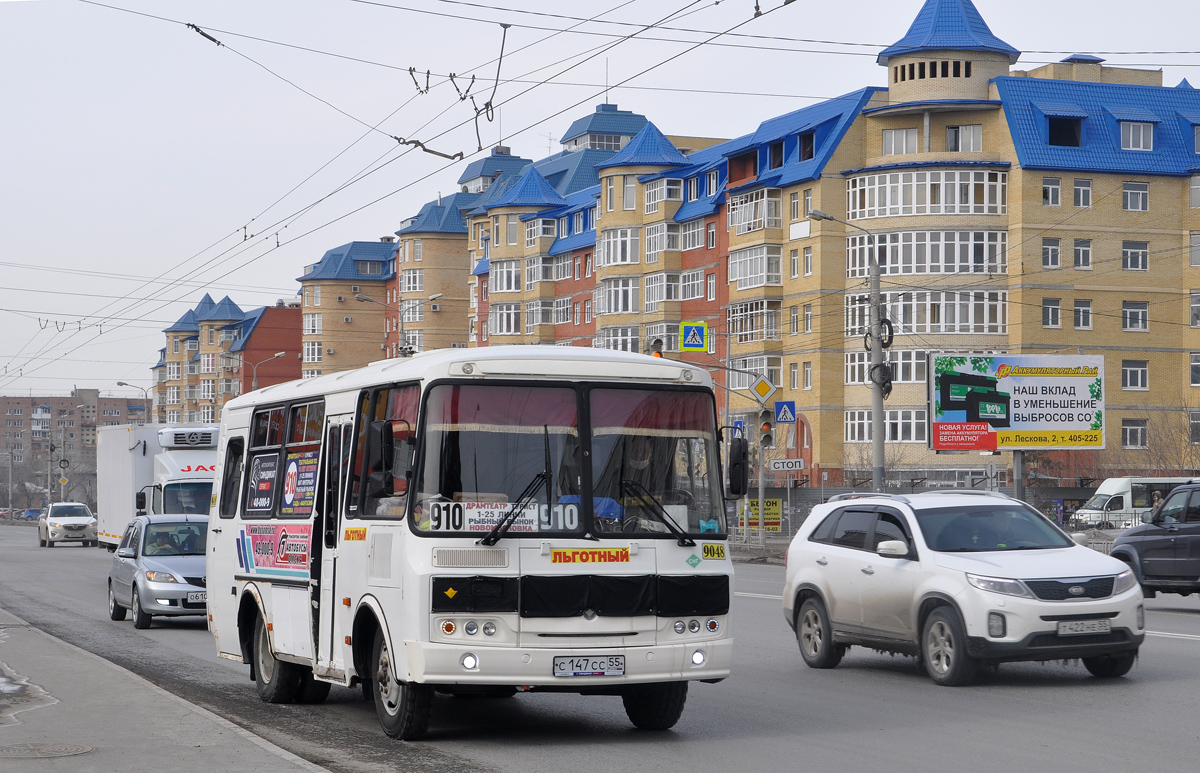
650 338 664 357
758 408 774 449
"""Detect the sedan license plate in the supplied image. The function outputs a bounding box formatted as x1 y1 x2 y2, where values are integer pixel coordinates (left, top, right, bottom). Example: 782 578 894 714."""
1057 619 1111 636
553 655 624 677
187 591 207 604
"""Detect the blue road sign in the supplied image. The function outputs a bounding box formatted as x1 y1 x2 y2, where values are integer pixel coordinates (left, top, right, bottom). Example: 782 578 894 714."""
679 322 708 351
774 401 796 423
732 420 745 437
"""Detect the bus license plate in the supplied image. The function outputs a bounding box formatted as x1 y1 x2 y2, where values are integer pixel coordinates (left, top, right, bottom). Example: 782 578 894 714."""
1057 619 1110 636
187 592 207 604
553 655 624 677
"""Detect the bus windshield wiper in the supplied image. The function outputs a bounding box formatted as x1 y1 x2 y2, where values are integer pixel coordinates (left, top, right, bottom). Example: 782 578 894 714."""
478 470 547 546
622 479 695 547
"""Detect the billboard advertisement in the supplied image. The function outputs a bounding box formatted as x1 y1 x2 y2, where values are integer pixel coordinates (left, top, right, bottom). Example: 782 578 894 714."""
930 355 1104 451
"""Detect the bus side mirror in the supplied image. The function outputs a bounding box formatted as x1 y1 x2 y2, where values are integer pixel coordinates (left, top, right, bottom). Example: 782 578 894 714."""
727 437 749 498
135 491 146 514
367 420 395 498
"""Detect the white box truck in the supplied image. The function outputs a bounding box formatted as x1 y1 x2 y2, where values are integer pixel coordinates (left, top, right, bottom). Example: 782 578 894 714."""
95 424 220 549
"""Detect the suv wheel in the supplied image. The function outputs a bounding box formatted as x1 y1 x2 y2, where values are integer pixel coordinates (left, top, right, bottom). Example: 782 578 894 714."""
1082 651 1137 678
796 598 844 669
922 608 977 686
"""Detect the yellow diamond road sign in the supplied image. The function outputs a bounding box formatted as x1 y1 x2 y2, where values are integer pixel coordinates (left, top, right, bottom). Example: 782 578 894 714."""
749 376 776 404
59 476 68 485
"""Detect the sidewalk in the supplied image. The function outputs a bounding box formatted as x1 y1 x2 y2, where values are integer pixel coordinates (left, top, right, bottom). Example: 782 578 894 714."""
0 606 326 772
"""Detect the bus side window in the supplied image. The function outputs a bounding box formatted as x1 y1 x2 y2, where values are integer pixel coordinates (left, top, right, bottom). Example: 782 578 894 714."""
219 438 245 519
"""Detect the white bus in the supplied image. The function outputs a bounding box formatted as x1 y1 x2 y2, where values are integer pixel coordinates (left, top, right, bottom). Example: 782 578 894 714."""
206 346 745 739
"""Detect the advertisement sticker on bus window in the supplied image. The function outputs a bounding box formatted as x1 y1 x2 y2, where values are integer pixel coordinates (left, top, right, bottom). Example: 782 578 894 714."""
240 523 312 577
245 454 279 512
280 450 319 517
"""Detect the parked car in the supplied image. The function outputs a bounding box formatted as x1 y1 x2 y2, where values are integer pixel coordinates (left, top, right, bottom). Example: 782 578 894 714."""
37 502 98 547
1110 482 1200 598
108 515 208 629
783 491 1144 686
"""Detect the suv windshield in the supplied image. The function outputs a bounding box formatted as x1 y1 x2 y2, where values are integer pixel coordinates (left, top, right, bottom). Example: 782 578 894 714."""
411 383 724 537
917 505 1073 552
50 504 92 519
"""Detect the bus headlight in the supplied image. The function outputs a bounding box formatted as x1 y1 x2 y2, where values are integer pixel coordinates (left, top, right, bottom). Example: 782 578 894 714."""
673 621 686 634
482 622 496 636
691 650 706 666
688 620 700 633
464 621 478 635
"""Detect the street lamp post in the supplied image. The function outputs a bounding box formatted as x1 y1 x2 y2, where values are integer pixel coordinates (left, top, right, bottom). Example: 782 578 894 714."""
116 381 152 424
356 292 443 357
810 208 886 492
250 351 288 391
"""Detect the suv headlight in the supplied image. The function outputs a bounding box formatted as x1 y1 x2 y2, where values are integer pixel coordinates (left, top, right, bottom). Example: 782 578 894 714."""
1113 569 1138 595
966 573 1035 599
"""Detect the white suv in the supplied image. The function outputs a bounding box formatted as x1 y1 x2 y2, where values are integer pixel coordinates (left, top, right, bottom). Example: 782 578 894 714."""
783 491 1144 685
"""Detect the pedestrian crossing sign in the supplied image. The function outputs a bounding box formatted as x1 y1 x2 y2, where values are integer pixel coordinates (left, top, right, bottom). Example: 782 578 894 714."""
679 322 708 351
775 401 796 423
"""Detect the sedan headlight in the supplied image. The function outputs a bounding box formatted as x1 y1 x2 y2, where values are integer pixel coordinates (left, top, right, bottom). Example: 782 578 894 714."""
966 573 1035 598
145 571 179 583
1113 569 1138 595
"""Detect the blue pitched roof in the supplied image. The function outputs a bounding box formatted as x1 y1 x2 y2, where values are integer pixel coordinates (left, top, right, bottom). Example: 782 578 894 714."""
397 191 481 236
228 307 266 353
533 149 615 196
877 0 1019 65
665 135 751 223
541 188 601 256
470 255 490 277
485 166 567 209
199 295 244 322
996 76 1200 176
163 308 200 334
151 348 166 369
297 241 397 282
456 146 533 185
597 122 691 170
559 103 648 144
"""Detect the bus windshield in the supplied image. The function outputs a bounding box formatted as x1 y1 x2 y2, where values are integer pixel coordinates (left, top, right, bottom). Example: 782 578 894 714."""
411 383 724 537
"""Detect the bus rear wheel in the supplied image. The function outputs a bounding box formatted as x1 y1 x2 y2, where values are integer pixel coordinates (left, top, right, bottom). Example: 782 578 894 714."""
254 614 300 703
622 682 688 730
371 628 431 740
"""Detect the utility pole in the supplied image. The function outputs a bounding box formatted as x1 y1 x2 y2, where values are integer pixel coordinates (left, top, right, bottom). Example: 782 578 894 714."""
811 209 886 491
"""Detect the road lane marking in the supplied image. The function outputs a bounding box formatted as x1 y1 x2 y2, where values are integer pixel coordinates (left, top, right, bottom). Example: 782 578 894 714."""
735 592 783 600
1146 630 1200 641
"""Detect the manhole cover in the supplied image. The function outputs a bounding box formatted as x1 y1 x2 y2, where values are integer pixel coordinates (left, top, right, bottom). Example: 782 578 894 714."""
0 743 95 758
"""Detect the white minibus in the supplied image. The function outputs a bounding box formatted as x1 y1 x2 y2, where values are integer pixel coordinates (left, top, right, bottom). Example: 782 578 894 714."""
1073 477 1194 529
206 346 745 739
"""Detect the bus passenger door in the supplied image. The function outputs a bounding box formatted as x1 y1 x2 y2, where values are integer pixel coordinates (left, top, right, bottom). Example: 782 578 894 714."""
314 418 353 676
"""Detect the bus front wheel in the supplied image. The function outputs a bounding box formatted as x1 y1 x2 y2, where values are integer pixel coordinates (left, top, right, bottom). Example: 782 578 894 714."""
622 682 688 730
254 614 300 703
371 629 431 740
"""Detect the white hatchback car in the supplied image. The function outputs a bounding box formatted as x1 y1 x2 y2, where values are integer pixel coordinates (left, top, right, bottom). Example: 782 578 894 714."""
783 491 1144 685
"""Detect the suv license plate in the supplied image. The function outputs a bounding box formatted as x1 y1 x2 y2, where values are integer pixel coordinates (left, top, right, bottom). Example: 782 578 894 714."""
187 592 207 604
1057 619 1111 636
553 655 624 677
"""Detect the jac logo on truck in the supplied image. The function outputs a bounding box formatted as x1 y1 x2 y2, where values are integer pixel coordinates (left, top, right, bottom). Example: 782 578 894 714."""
180 465 215 473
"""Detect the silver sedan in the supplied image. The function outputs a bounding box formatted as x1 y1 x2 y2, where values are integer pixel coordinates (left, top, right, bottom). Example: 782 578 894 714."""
108 515 208 629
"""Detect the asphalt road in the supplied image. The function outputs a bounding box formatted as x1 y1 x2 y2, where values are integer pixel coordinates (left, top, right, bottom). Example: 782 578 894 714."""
2 522 1200 773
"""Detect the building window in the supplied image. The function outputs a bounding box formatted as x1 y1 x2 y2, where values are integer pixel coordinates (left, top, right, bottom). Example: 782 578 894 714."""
644 223 680 262
681 270 704 300
707 273 716 301
791 192 799 221
845 350 929 384
1049 117 1082 147
1042 238 1060 269
799 132 815 161
597 277 639 315
488 304 520 335
356 260 384 275
1074 239 1092 269
573 303 581 325
584 300 592 323
1121 360 1148 390
804 188 812 216
1121 122 1153 151
1193 292 1200 327
645 323 679 353
1074 300 1092 330
401 300 424 323
1122 301 1149 331
707 223 716 249
606 177 614 211
599 228 639 266
729 357 781 390
403 269 424 293
882 128 918 156
846 290 1007 335
490 260 521 292
302 314 321 335
803 362 812 390
1123 182 1149 211
687 177 698 202
790 305 799 335
847 230 1007 277
769 141 784 170
644 179 682 214
643 273 679 312
706 170 719 196
167 362 181 380
1043 177 1060 206
728 301 781 343
166 386 180 405
1192 353 1200 386
804 247 812 276
728 245 782 289
790 249 799 278
790 362 799 390
598 326 640 353
946 125 982 152
1042 298 1061 328
1191 232 1200 266
1074 179 1092 208
623 175 636 210
585 253 593 276
681 220 704 251
525 301 552 333
1122 419 1148 449
1192 176 1200 208
303 342 323 363
1122 241 1149 271
846 170 1007 219
728 188 782 234
845 409 928 443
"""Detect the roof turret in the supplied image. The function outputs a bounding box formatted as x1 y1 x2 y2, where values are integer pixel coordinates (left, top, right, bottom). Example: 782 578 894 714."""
596 122 690 170
878 0 1019 65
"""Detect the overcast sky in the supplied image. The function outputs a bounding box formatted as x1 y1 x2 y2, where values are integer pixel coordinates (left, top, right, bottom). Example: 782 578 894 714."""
1 0 1196 399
